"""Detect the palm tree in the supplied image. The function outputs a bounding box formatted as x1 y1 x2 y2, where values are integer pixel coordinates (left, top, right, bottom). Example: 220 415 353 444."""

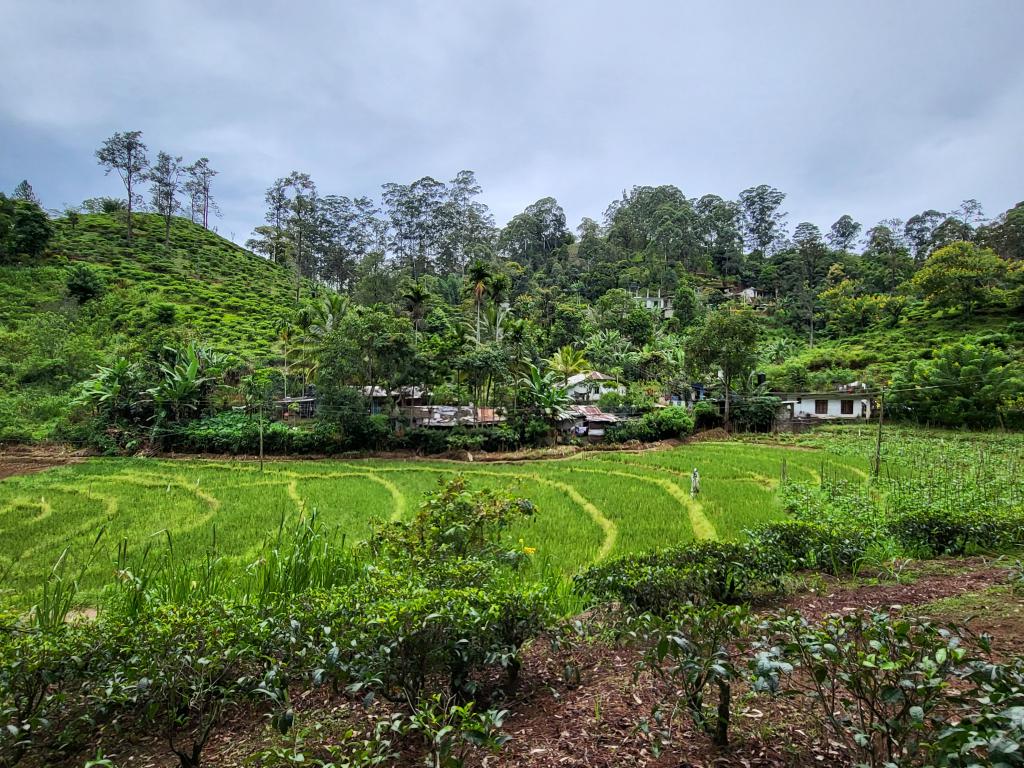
401 281 431 342
465 259 491 343
547 345 590 386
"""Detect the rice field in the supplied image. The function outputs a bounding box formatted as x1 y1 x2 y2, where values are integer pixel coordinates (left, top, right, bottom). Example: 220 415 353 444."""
0 443 870 601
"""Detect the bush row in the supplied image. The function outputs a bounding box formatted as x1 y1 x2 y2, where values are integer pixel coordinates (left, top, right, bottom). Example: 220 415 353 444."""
576 507 1024 614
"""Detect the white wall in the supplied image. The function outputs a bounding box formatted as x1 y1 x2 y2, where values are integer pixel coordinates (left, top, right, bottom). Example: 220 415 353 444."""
791 397 868 419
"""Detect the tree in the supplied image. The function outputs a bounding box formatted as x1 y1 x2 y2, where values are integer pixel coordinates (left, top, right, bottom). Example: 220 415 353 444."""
903 210 944 262
888 342 1023 428
401 281 431 340
547 345 590 385
147 151 183 245
95 131 149 245
981 201 1024 261
12 180 40 206
518 363 571 432
827 215 861 252
465 259 491 343
184 158 218 228
910 241 1010 315
685 305 761 428
738 185 787 259
0 193 53 262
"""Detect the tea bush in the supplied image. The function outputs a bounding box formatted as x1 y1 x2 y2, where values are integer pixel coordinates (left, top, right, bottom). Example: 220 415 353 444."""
575 540 786 614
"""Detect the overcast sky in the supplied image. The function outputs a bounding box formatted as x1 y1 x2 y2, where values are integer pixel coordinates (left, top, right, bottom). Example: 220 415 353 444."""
2 0 1023 245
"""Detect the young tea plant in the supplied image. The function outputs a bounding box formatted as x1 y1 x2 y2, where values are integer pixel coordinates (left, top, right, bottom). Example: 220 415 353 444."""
633 603 750 746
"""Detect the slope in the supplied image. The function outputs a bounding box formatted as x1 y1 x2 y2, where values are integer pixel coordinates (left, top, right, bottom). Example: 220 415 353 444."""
0 213 310 440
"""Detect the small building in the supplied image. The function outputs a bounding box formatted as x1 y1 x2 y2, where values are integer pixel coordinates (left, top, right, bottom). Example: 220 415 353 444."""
275 396 317 419
400 405 506 428
360 386 392 415
776 392 872 420
391 386 431 406
631 288 674 318
560 405 619 441
566 371 625 404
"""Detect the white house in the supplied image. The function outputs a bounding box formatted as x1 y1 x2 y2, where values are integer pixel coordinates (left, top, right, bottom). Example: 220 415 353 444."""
631 289 674 318
566 372 625 404
777 392 872 420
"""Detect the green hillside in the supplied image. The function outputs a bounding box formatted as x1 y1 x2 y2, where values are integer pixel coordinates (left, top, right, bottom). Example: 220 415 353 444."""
0 213 308 440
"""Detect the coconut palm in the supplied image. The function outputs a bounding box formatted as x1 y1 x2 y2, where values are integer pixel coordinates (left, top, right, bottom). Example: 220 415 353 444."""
465 259 491 343
547 345 590 386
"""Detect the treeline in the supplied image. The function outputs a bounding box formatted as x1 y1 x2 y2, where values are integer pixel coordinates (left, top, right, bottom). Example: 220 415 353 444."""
244 168 1024 308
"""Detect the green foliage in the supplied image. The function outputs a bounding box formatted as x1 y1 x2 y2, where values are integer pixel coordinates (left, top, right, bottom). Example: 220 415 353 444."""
65 263 107 303
575 540 786 614
760 611 974 767
0 194 53 262
911 241 1015 315
691 400 723 430
369 476 534 568
632 604 749 746
607 406 695 443
887 341 1024 428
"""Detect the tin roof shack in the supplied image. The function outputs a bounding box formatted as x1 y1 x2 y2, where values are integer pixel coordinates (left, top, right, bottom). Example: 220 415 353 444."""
560 405 619 441
275 396 317 419
566 371 625 404
400 405 506 428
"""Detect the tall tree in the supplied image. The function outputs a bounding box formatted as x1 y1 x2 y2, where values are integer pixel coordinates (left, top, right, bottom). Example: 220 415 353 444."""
738 184 787 259
11 180 40 206
685 305 761 428
827 214 861 252
184 158 218 228
96 131 149 245
903 209 944 263
147 151 183 245
465 259 492 342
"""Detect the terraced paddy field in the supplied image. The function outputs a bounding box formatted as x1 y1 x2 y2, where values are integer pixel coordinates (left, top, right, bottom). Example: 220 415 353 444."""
0 443 869 602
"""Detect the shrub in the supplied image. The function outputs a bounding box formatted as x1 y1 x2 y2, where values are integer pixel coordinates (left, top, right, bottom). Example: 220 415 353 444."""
633 604 750 746
692 400 722 430
66 263 106 303
747 520 879 575
886 507 1024 556
575 540 785 614
607 406 695 443
760 611 974 767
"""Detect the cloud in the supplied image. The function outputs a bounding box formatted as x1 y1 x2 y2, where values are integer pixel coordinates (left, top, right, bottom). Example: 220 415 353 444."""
2 0 1022 243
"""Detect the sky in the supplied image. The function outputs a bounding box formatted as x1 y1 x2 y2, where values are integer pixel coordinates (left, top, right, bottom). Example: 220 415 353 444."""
2 0 1023 246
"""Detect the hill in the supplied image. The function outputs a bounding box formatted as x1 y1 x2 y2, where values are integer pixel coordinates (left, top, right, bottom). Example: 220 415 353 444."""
0 213 310 440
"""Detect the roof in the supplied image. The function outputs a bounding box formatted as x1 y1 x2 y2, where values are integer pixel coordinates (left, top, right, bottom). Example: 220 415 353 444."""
360 386 390 398
276 396 316 404
400 405 506 427
773 392 869 399
566 371 616 387
564 405 619 423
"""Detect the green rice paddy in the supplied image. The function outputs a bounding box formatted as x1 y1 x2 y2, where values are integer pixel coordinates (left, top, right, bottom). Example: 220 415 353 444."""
0 443 869 600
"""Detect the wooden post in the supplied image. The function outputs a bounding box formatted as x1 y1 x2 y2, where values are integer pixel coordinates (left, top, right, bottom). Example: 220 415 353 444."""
258 401 265 473
873 390 885 479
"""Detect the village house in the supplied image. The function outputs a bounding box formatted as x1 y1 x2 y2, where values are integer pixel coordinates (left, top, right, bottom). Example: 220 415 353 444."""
775 391 873 420
559 405 619 441
399 404 505 428
630 288 674 318
566 371 625 404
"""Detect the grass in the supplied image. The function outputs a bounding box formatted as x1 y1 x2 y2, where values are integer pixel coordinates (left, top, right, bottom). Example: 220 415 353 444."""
0 442 869 605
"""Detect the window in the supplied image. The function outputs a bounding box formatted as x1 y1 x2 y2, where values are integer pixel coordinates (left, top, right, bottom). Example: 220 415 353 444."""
815 399 829 415
840 399 854 415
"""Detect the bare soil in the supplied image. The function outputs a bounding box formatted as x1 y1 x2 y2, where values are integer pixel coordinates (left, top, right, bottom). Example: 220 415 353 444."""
79 558 1021 768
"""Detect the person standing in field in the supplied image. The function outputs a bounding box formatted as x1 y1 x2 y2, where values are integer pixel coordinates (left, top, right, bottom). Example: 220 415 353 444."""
690 468 701 498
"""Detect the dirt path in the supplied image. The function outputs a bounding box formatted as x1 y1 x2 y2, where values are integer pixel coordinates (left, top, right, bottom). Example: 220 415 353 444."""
0 447 82 480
